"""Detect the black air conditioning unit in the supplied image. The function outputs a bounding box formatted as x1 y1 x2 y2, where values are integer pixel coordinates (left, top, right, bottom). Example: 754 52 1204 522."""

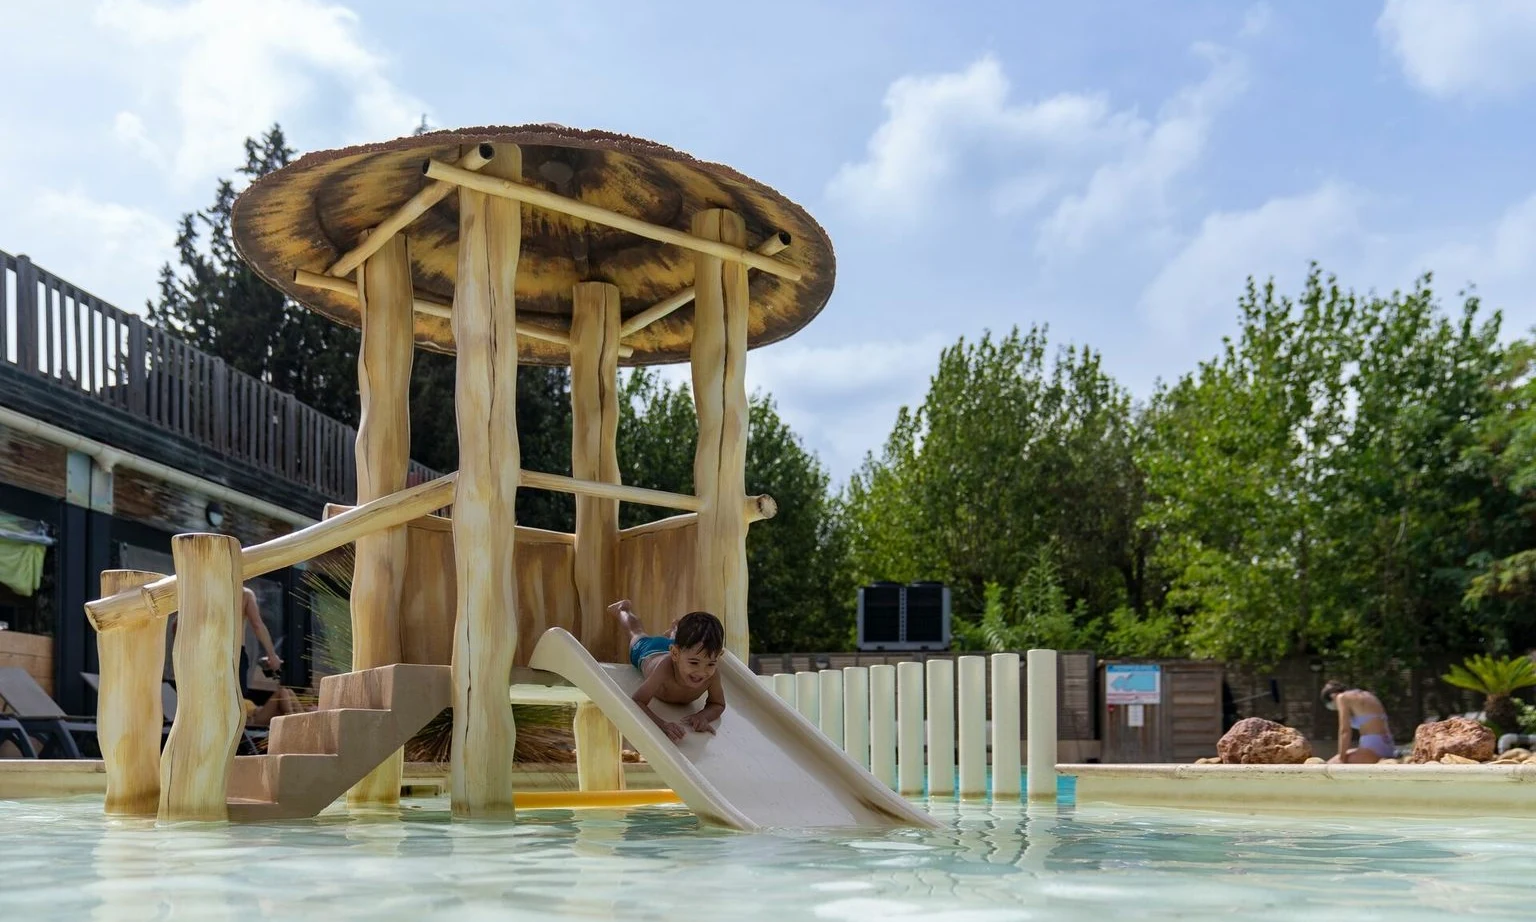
857 581 951 651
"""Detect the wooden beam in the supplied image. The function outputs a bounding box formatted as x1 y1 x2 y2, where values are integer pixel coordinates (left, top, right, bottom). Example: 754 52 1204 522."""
424 160 803 281
348 227 413 808
450 140 521 819
620 232 791 338
294 269 635 358
84 474 458 628
326 145 494 278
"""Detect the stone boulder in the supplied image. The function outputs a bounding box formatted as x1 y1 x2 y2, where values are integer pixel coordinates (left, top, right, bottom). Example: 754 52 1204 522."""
1410 717 1495 764
1217 717 1313 764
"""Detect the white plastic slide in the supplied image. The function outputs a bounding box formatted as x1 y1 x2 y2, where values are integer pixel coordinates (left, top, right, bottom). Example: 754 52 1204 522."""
528 628 940 831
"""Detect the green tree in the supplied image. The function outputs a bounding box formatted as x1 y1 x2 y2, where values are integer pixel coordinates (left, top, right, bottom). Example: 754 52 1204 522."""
1443 653 1536 735
1139 267 1504 670
617 369 852 651
151 125 361 425
843 326 1144 641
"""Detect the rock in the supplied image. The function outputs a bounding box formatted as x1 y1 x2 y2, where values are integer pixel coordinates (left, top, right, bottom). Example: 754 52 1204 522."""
1304 757 1325 764
1439 753 1479 764
620 749 643 763
1194 756 1221 765
1504 747 1531 761
1411 717 1495 764
1378 757 1399 764
1217 717 1313 764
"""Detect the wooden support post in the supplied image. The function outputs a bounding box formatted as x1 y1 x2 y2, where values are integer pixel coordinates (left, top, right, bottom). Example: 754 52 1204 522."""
348 228 414 808
573 701 625 791
569 281 625 785
690 208 752 659
450 141 522 819
570 281 621 652
159 534 243 822
91 569 167 817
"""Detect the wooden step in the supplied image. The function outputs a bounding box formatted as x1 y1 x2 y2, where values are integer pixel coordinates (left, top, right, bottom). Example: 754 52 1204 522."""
319 663 450 721
267 708 392 756
225 663 454 822
228 753 338 806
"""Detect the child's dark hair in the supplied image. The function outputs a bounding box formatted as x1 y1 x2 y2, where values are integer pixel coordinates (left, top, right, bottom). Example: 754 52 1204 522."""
674 611 725 655
1320 680 1347 704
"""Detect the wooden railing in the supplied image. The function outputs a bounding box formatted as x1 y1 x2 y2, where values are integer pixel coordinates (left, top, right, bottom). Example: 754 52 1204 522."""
1 249 436 500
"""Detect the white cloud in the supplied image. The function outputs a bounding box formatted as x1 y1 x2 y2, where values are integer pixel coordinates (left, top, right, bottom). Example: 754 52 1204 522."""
1420 192 1536 328
1377 0 1536 99
23 188 178 312
826 56 1138 227
640 334 951 483
745 335 951 482
95 0 424 182
828 45 1247 257
111 111 166 169
1240 3 1274 39
1037 45 1247 256
1139 183 1363 336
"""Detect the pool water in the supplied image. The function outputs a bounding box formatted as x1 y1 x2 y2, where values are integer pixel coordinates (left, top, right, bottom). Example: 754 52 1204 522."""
3 792 1533 920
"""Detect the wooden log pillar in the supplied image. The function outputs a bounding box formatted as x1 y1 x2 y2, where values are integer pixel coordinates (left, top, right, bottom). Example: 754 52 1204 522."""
570 281 621 652
348 226 415 808
690 208 752 659
159 534 243 822
90 569 167 817
570 280 625 790
450 141 522 819
573 701 625 791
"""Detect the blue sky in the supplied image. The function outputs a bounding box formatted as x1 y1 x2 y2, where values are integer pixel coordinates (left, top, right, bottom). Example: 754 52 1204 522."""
4 0 1536 483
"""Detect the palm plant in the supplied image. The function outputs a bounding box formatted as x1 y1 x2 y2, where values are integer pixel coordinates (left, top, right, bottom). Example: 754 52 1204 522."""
1443 653 1536 735
303 544 576 763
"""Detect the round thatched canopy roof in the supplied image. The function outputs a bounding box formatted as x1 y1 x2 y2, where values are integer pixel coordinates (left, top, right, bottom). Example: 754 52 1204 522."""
230 124 835 365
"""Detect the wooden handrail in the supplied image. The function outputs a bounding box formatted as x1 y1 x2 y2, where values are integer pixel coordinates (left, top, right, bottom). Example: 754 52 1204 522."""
85 473 458 628
84 467 774 627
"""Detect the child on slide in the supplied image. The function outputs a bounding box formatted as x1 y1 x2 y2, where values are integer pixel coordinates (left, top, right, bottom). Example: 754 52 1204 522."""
609 599 726 743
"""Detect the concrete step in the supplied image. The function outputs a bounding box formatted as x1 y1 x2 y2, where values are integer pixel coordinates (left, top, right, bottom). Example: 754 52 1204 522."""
267 708 393 756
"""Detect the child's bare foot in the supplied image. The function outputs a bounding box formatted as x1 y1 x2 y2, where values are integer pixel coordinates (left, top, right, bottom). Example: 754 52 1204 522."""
609 599 643 636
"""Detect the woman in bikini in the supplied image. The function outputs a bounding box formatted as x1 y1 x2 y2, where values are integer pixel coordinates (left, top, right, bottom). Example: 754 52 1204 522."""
1321 680 1395 763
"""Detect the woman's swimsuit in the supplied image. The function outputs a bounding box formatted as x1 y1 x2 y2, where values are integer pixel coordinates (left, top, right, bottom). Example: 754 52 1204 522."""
1351 711 1395 757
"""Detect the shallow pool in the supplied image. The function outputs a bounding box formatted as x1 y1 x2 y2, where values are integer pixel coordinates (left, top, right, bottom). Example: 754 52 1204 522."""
3 792 1532 920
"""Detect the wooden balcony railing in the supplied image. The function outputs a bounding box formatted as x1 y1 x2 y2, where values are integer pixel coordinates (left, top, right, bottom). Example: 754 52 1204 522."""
1 249 436 501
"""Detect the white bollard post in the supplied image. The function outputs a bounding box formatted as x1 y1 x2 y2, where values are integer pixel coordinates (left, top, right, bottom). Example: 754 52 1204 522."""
756 674 775 692
870 665 897 787
957 655 987 799
991 653 1022 798
926 659 955 797
1026 649 1058 801
843 666 871 770
819 670 844 747
773 672 796 708
896 661 925 796
795 671 820 728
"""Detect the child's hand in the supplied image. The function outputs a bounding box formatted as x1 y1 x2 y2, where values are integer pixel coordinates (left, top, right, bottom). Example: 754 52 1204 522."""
607 599 633 616
683 712 717 734
660 720 687 743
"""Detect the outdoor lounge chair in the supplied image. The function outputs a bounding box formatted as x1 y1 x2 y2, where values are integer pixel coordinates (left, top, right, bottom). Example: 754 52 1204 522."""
81 672 266 754
0 713 37 758
0 667 96 758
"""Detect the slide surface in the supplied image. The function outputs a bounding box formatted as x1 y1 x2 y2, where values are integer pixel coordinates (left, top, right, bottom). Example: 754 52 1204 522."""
528 628 940 832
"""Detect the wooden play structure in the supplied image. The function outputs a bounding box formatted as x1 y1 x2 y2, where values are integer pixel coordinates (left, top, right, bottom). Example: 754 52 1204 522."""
80 126 942 828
